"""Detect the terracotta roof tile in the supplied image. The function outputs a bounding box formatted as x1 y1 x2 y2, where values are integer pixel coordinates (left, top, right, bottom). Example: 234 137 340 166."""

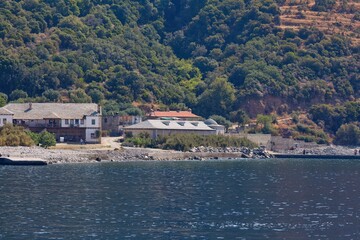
149 111 200 119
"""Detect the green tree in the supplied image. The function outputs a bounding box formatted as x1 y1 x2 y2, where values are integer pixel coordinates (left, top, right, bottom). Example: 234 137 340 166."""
230 110 249 127
256 114 274 134
0 95 6 107
88 89 105 103
124 107 143 116
344 102 360 122
209 115 232 131
26 131 40 145
197 77 235 117
39 131 56 148
334 123 360 146
84 69 107 83
42 89 60 102
312 0 336 11
69 89 91 103
309 104 345 133
0 125 34 146
10 90 28 101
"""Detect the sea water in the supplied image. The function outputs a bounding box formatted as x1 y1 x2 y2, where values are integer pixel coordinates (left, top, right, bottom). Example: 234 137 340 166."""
1 159 360 239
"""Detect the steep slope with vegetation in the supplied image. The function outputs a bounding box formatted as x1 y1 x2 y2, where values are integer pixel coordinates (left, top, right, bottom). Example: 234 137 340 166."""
0 0 359 123
0 0 203 111
279 0 360 45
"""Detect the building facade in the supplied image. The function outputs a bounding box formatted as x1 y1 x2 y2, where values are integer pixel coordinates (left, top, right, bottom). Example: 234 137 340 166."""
0 103 102 143
124 119 218 139
102 115 142 136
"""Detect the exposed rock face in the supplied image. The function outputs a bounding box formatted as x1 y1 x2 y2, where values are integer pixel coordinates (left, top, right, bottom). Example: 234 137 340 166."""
243 96 284 118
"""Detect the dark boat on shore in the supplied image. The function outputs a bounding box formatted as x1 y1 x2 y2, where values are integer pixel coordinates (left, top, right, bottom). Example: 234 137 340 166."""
0 157 47 165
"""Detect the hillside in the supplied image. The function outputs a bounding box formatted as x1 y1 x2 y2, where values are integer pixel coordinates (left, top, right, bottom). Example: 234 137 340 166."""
279 0 360 45
0 0 359 124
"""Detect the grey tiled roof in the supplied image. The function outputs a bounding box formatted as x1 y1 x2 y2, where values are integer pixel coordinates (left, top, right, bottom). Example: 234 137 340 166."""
124 120 216 131
0 107 14 115
1 103 100 120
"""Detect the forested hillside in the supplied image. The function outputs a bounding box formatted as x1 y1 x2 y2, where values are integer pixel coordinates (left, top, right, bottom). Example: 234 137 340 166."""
0 0 359 119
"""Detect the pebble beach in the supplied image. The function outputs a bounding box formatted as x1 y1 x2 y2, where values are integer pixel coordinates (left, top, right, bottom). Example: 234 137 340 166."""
0 145 357 165
0 138 357 164
0 145 255 164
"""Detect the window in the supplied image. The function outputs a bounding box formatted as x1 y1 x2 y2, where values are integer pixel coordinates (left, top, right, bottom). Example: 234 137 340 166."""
162 121 170 126
65 119 69 125
3 119 7 124
92 119 96 125
75 119 79 125
91 133 95 139
70 119 74 124
177 122 185 126
80 119 84 125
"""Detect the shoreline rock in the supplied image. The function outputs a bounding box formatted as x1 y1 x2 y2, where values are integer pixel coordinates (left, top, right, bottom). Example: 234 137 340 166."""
0 144 357 164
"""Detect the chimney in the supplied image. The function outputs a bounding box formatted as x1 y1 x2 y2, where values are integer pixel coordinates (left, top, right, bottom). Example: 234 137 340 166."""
29 102 32 110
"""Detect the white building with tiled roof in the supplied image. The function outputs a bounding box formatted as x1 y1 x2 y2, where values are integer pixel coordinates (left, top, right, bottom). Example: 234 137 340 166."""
0 103 101 143
0 107 14 126
124 119 219 139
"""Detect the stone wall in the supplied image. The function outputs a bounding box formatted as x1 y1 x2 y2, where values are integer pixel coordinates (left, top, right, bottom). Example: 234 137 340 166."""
270 136 322 152
237 133 272 148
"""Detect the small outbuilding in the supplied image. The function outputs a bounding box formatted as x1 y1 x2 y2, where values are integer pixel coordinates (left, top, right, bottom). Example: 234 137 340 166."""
204 119 225 135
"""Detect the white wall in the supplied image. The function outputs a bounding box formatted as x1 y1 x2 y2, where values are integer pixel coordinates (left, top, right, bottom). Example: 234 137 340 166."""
59 116 101 128
131 115 142 125
85 116 101 128
85 128 100 143
61 115 101 128
0 115 13 127
61 119 86 128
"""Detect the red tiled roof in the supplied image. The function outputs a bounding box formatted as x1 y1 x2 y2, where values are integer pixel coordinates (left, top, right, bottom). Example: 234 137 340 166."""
149 111 200 118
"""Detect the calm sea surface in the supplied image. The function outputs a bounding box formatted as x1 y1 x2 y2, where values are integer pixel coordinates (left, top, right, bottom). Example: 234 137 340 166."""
1 159 360 239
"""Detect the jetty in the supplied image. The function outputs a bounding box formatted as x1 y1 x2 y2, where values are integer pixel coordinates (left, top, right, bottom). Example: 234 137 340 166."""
0 157 47 166
273 153 360 160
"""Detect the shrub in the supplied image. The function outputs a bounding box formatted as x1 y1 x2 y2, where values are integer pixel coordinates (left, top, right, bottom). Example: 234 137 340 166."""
26 131 40 145
38 131 56 148
0 94 6 107
294 124 329 144
124 131 152 147
334 123 360 146
294 135 316 142
0 124 34 146
124 133 258 151
9 89 28 101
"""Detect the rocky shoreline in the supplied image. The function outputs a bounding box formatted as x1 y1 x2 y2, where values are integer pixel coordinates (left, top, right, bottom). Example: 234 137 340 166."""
0 146 261 164
0 143 357 165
